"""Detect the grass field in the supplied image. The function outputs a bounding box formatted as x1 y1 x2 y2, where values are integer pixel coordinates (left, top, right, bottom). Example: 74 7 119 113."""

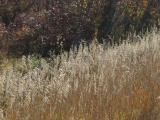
0 29 160 120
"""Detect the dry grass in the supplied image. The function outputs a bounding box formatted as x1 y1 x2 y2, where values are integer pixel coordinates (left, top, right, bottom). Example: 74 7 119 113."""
0 29 160 120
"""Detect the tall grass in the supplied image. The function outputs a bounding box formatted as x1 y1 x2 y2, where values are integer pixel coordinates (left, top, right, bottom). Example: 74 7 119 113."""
0 29 160 120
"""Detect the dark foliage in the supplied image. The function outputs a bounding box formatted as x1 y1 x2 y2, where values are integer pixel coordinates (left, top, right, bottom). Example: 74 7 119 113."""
0 0 159 57
98 0 159 42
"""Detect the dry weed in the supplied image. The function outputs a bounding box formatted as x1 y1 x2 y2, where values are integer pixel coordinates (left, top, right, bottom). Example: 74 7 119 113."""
0 29 160 120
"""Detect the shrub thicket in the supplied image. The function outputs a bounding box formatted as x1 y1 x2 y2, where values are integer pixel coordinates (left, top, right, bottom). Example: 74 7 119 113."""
97 0 160 42
0 0 159 57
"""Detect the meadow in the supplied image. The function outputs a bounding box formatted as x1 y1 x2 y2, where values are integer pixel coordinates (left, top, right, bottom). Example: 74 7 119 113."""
0 28 160 120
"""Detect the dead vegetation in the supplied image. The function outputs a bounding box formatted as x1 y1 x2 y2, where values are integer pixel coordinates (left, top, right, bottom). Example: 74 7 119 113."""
0 29 160 119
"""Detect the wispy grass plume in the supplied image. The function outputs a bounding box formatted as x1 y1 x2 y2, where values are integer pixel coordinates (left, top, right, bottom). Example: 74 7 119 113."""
0 29 160 120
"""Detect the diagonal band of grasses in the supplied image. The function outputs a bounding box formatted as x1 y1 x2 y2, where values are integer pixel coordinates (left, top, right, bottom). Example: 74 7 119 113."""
0 28 160 119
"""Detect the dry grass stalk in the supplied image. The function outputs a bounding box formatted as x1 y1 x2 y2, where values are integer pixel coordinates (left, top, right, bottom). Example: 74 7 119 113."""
0 29 160 120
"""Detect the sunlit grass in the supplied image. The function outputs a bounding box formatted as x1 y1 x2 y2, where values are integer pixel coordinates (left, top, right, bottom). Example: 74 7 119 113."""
0 29 160 120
